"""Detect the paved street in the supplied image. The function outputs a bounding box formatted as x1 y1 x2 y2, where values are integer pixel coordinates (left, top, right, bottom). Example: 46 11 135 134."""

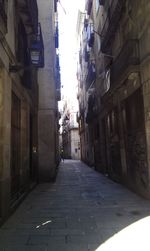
0 160 150 251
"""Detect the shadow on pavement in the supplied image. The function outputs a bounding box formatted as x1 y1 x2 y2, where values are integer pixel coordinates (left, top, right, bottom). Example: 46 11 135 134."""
0 160 150 251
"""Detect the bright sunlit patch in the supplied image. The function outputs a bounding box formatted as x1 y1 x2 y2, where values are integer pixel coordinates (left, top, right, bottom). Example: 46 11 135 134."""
36 220 52 229
95 216 150 251
42 220 52 226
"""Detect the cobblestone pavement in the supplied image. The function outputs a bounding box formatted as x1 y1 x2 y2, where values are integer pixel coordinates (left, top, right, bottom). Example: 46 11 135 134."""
1 160 150 251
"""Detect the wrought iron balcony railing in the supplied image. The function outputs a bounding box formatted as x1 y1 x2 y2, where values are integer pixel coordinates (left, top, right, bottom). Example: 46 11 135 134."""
110 39 140 88
101 0 125 53
17 0 38 35
86 62 96 90
85 90 97 123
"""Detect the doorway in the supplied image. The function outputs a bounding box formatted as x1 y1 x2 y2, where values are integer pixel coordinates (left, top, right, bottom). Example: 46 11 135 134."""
11 92 21 201
122 88 148 187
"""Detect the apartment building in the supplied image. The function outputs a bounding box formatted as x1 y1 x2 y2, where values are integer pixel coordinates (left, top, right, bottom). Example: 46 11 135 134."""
62 98 80 160
0 0 61 223
0 0 44 223
77 0 150 197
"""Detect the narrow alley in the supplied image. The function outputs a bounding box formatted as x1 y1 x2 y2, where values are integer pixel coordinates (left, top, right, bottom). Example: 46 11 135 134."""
0 160 150 251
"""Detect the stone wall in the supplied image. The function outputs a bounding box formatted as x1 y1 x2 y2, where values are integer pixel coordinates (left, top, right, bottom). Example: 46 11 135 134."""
0 1 39 223
37 0 59 181
88 0 150 197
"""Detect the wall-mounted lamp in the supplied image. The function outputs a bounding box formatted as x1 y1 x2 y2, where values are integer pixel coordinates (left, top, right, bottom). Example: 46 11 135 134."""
9 23 44 73
29 23 44 67
30 47 41 66
29 40 43 66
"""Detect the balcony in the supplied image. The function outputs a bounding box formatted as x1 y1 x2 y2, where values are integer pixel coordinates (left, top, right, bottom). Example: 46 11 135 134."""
0 0 7 36
17 0 38 35
88 32 94 47
84 46 90 62
85 89 97 124
101 0 125 53
110 39 140 88
86 62 96 90
84 18 88 29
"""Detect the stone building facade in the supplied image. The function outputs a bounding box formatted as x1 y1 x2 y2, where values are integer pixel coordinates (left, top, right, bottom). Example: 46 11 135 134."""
0 0 60 223
77 0 150 197
37 0 61 181
0 0 42 223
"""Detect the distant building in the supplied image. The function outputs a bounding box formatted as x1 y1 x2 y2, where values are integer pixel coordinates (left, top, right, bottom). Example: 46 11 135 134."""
62 97 80 160
76 8 96 166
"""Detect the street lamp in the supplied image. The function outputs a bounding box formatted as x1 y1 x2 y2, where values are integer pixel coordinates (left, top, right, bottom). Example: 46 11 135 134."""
29 41 42 66
30 48 41 66
9 23 44 72
29 23 44 67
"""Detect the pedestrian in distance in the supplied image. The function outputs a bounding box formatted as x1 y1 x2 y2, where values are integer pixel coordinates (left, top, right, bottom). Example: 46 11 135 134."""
61 149 64 162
